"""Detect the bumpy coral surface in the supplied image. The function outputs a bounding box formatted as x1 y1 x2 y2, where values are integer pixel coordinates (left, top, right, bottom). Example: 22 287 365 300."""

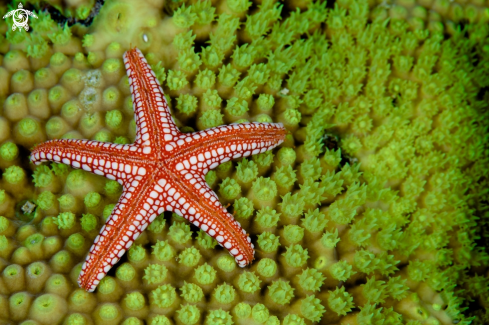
0 0 488 324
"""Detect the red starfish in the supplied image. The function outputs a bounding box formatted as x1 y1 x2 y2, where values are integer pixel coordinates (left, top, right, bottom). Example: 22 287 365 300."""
31 48 287 292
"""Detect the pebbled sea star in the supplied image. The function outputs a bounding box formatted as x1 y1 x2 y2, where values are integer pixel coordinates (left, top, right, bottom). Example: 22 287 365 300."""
30 48 288 292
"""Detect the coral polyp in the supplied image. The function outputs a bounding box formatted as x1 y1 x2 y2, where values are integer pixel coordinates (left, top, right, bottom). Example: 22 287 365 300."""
0 0 488 324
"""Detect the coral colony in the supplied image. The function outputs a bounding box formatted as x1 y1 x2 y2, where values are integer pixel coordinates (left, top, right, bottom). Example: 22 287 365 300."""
0 0 488 324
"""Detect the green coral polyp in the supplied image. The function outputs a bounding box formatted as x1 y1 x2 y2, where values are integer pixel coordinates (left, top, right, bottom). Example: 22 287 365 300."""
218 64 240 88
48 85 70 111
26 34 49 59
256 258 277 278
58 193 77 211
234 302 252 319
143 264 168 285
330 260 356 282
3 264 25 292
202 89 222 110
213 256 233 275
237 271 261 293
362 276 388 304
116 263 137 282
124 292 146 311
54 212 76 230
49 52 69 73
279 193 305 219
251 177 278 206
45 274 71 298
213 283 236 304
128 244 147 264
33 166 55 190
297 268 325 293
236 159 258 185
282 225 304 244
80 213 97 232
4 93 28 122
151 284 177 308
166 70 189 91
176 94 198 116
234 78 257 99
103 204 116 220
64 313 88 325
11 70 33 93
0 216 12 236
299 295 325 322
105 180 122 196
97 276 119 296
105 109 123 130
83 191 102 209
80 112 103 136
276 147 296 167
233 197 254 219
194 263 217 285
0 142 19 162
178 48 202 74
282 244 309 268
180 282 204 303
61 69 84 95
97 303 121 321
199 109 224 129
50 250 74 273
0 0 487 324
197 230 217 249
25 233 44 255
176 304 200 325
251 303 269 323
4 166 26 184
201 46 224 70
69 289 96 312
49 23 72 45
219 178 241 201
168 221 192 245
257 232 280 253
29 293 68 324
268 279 294 305
255 207 280 229
328 286 354 316
206 309 232 325
273 166 297 192
225 97 248 119
299 158 322 182
301 208 328 234
9 292 32 322
177 247 201 267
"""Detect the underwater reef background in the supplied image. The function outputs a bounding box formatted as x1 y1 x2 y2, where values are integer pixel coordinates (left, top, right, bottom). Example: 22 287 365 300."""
0 0 488 324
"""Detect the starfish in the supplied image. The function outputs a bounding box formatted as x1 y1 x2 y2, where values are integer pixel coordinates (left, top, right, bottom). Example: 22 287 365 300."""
30 48 287 292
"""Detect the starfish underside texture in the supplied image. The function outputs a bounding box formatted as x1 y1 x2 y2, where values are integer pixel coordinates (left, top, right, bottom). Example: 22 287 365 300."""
31 48 288 292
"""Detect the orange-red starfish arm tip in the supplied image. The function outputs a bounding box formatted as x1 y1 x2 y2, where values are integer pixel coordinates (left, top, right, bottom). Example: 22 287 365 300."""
30 47 287 292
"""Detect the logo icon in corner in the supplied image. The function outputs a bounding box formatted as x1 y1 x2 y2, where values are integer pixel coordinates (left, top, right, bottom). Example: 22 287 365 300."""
3 3 37 32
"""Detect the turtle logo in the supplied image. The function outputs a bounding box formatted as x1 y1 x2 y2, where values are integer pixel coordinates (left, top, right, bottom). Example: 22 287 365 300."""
3 3 37 32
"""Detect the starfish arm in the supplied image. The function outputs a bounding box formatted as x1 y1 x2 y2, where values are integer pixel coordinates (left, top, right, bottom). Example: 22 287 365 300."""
78 175 162 292
30 139 148 183
124 48 181 154
169 122 287 174
159 169 254 266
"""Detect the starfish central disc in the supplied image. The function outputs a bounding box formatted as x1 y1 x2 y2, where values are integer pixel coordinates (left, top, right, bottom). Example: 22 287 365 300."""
31 48 287 292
